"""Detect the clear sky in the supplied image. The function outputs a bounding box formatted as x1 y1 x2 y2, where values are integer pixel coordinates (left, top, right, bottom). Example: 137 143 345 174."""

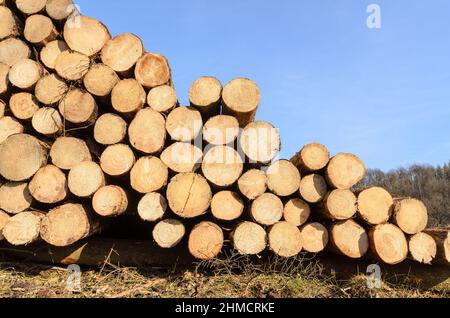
75 0 450 171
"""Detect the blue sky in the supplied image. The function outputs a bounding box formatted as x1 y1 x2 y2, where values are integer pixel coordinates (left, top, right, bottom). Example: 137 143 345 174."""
76 0 450 171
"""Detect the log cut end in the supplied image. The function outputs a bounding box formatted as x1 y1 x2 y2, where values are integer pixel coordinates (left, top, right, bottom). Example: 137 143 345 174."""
0 182 33 214
323 189 357 220
128 108 166 154
369 223 408 265
283 198 311 227
92 185 128 217
232 222 267 255
50 137 91 170
211 191 244 221
393 198 428 235
137 192 167 222
29 165 68 204
251 193 283 226
201 146 243 188
268 221 303 258
409 232 437 265
237 169 267 201
160 142 203 174
2 212 43 246
40 40 69 70
153 219 185 249
84 63 119 97
267 160 301 197
331 220 369 259
35 73 69 105
203 115 239 146
299 174 328 203
357 187 393 225
135 53 171 89
130 156 168 194
291 143 330 172
10 92 40 121
222 78 260 127
100 144 135 177
68 161 105 198
166 107 203 142
101 33 144 74
94 113 127 146
189 76 222 116
188 221 224 260
300 223 329 253
326 153 366 190
147 85 178 114
240 121 281 164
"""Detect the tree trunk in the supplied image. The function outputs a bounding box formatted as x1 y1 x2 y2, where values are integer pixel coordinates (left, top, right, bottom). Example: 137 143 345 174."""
325 153 366 190
188 221 224 260
68 161 105 198
147 85 178 114
250 193 283 226
2 211 44 246
137 192 167 222
299 174 328 203
111 79 146 115
9 92 40 121
130 156 168 194
408 232 437 265
300 223 329 253
232 221 267 255
92 185 128 217
54 50 90 81
160 142 203 173
16 0 47 15
237 169 267 201
283 198 311 227
46 0 75 21
330 220 369 259
357 186 393 225
152 219 186 249
189 76 222 118
201 145 243 188
100 144 135 177
267 160 301 197
24 14 58 46
35 73 69 105
291 143 330 173
203 115 239 146
40 40 69 70
317 189 357 220
211 191 244 221
268 221 303 258
393 198 428 235
32 107 63 136
0 116 24 143
28 165 67 204
0 38 31 67
222 78 260 127
0 181 33 214
83 63 119 98
166 106 203 142
0 7 21 40
94 113 127 146
368 223 409 265
128 108 166 154
134 52 171 89
239 121 281 164
50 137 92 170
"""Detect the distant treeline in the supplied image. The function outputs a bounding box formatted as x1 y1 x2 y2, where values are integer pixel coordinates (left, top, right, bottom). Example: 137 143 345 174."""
356 162 450 227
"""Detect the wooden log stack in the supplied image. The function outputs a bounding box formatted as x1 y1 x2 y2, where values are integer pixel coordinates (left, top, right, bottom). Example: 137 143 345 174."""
0 0 447 269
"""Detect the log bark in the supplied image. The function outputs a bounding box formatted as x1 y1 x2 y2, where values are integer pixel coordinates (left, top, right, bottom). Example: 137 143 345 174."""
0 38 31 67
135 52 171 89
83 63 119 98
0 62 9 97
59 89 97 125
16 0 47 15
137 192 167 222
299 174 328 203
409 232 437 265
393 198 428 235
111 79 146 116
2 211 44 246
237 169 267 201
9 92 40 121
40 40 69 70
24 14 58 46
35 73 69 105
28 165 68 204
128 108 166 154
283 198 311 227
68 161 105 198
268 221 303 258
203 115 239 146
291 143 330 173
188 221 224 260
0 7 21 40
100 144 135 177
232 222 267 255
94 113 127 146
300 223 329 253
92 185 128 217
152 219 186 249
0 210 10 241
368 223 409 265
201 145 243 188
325 153 366 190
166 106 203 142
211 191 244 221
189 76 222 118
147 85 178 114
9 59 43 90
54 50 90 81
239 121 281 164
267 160 301 197
32 107 63 136
50 136 91 170
318 189 357 220
357 187 393 225
130 156 168 194
0 181 33 214
250 193 283 226
330 220 369 259
46 0 75 21
0 116 24 143
160 142 203 173
222 78 260 127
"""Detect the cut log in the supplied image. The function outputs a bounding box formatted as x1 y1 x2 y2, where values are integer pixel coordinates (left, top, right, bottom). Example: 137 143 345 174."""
330 220 369 259
0 210 10 240
2 212 44 246
147 85 178 114
9 92 40 121
32 107 63 136
160 142 203 173
319 189 357 220
100 144 135 177
283 198 311 227
357 187 393 225
137 192 167 222
239 121 281 164
134 52 171 89
16 0 47 15
251 193 283 226
50 137 91 170
128 108 166 154
232 222 267 255
189 76 222 117
59 89 97 125
237 169 267 201
300 223 329 253
425 229 450 266
111 79 146 116
268 221 303 258
368 223 409 265
101 32 144 76
0 182 33 214
35 73 69 105
291 143 330 172
0 116 24 143
152 219 186 249
409 232 437 265
0 38 31 67
130 156 168 194
201 145 243 188
94 113 127 145
63 16 111 56
0 100 5 118
166 173 212 219
24 14 58 46
92 185 128 217
0 63 9 97
40 40 69 70
40 203 98 247
83 63 119 98
267 160 301 197
211 191 244 221
393 198 428 235
0 7 20 40
188 221 224 260
9 59 43 90
166 106 203 142
46 0 75 21
54 50 90 81
222 78 260 127
326 153 366 190
0 134 49 181
68 161 105 198
203 115 240 146
299 174 328 203
28 165 67 204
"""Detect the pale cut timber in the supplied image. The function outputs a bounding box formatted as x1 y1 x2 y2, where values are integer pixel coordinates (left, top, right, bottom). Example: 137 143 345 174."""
189 76 222 117
326 153 366 190
424 230 450 266
222 78 260 127
68 161 105 198
9 59 43 90
147 85 178 113
267 160 301 197
283 198 311 227
368 223 409 265
94 113 127 146
2 212 44 246
28 165 67 204
54 51 90 81
300 223 329 253
128 108 166 154
166 107 203 142
40 40 69 70
188 221 224 260
153 219 186 249
160 142 203 173
135 53 171 89
83 64 119 98
251 193 283 226
137 192 167 222
268 222 303 258
111 79 146 115
0 63 10 97
319 189 357 220
167 173 212 219
330 220 369 259
239 121 281 164
0 7 20 40
130 156 168 194
0 210 10 240
32 107 63 136
0 182 33 214
0 116 24 143
232 222 267 255
46 0 75 21
201 145 243 188
409 232 437 265
63 16 111 56
238 169 267 201
357 187 393 225
0 100 5 118
203 115 240 146
100 144 135 177
393 198 428 235
50 137 91 170
92 185 128 217
0 134 49 181
16 0 47 15
24 14 58 46
0 38 31 67
101 33 144 76
35 74 69 105
211 191 244 221
291 143 330 172
9 92 40 121
299 174 328 203
59 89 97 125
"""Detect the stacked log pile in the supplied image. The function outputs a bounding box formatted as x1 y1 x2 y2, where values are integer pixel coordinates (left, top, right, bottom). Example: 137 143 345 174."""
0 0 448 267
